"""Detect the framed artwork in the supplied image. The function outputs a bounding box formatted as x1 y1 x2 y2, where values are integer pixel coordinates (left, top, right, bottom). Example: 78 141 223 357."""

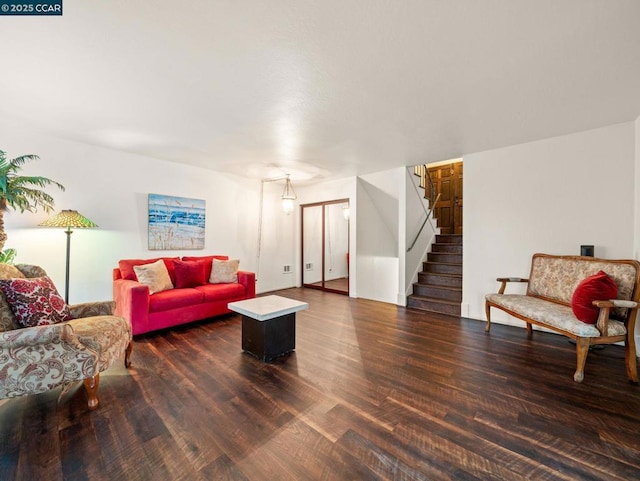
148 193 205 250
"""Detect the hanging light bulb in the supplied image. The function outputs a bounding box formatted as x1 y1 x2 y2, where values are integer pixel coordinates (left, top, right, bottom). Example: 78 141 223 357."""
281 175 297 214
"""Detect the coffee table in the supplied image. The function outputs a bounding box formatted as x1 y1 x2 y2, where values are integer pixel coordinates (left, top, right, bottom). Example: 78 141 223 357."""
228 295 309 362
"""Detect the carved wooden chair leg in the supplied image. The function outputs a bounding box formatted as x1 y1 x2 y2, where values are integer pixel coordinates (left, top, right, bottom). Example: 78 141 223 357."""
84 374 100 410
574 337 590 383
484 303 492 332
625 333 639 384
124 341 133 368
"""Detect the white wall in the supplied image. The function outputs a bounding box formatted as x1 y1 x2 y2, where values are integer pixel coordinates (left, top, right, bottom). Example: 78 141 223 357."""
635 116 640 350
356 168 402 304
254 180 298 293
635 115 640 261
464 122 636 327
2 119 266 303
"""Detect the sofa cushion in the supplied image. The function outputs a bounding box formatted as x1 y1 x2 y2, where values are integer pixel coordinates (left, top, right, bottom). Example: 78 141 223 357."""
134 260 174 295
195 283 245 302
119 257 179 284
149 288 204 313
182 255 228 281
173 259 207 288
0 276 73 328
571 271 618 324
210 259 239 284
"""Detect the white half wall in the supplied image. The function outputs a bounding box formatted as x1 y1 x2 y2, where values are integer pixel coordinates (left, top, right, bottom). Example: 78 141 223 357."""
464 122 636 327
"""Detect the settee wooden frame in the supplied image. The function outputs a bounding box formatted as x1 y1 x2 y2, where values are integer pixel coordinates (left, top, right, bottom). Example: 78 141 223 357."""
485 254 640 383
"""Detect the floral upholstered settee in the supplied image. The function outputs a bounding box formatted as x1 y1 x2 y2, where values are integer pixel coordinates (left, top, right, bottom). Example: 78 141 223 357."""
485 253 640 383
0 264 132 410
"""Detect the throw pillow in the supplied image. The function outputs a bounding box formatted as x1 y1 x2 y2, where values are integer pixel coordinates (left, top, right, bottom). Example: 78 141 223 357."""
0 276 73 328
571 270 618 324
133 259 174 294
119 257 180 284
173 259 206 288
209 259 239 284
182 255 229 281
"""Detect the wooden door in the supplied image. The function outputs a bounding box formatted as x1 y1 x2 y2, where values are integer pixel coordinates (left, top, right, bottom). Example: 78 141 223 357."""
427 162 463 235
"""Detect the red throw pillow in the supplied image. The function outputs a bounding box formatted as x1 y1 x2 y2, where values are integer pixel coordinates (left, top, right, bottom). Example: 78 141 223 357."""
119 257 179 284
0 276 73 328
182 255 228 281
173 260 207 288
571 270 618 324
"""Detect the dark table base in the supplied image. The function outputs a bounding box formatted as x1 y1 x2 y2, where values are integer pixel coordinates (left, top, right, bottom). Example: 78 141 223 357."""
241 312 296 362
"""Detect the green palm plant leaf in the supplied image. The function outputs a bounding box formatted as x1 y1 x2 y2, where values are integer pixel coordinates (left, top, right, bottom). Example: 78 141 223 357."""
0 149 65 253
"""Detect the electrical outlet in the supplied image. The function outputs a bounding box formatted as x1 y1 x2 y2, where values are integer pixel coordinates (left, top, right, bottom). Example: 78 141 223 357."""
283 265 291 274
305 263 313 271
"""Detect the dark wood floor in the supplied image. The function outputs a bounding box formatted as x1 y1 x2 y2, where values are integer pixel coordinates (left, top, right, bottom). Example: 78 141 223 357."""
2 288 640 480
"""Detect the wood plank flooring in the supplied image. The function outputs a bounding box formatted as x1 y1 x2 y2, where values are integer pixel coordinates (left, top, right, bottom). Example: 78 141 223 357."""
1 288 640 480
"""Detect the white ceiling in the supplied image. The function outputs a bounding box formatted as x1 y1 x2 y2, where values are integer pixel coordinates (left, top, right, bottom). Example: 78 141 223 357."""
1 1 639 182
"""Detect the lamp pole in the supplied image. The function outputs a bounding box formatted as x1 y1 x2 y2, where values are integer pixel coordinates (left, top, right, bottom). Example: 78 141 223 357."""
64 227 72 304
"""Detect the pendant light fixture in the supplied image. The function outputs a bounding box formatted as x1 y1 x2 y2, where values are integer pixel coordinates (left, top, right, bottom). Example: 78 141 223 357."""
281 175 297 215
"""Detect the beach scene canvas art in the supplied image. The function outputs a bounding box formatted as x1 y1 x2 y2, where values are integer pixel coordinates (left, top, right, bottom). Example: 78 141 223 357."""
148 194 206 250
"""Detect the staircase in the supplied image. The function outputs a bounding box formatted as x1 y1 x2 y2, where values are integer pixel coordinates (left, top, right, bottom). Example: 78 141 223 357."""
407 234 462 316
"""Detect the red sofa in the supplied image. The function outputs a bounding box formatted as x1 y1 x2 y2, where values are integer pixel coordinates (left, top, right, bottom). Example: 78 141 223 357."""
113 255 255 335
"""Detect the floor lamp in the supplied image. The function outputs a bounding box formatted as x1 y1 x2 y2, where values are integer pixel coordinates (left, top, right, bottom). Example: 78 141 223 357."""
39 210 98 303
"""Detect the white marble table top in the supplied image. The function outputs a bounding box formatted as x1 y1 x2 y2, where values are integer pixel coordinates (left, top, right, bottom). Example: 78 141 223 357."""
228 295 309 321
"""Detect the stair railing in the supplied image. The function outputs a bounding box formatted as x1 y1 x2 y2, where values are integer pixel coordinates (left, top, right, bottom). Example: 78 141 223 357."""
407 165 439 252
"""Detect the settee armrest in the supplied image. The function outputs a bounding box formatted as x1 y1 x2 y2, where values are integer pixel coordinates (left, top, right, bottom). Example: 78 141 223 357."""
592 299 638 309
495 277 529 294
113 278 150 335
70 301 115 318
592 299 638 336
237 270 256 298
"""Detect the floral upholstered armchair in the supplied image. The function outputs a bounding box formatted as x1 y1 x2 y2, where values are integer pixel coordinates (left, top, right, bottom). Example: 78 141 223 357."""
0 264 132 410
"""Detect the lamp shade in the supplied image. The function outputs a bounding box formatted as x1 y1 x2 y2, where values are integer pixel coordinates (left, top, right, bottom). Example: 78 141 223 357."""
39 210 98 229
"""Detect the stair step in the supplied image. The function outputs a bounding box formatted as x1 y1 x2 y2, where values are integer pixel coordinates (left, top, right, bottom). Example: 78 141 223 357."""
427 252 462 264
423 261 462 275
431 243 462 254
407 295 461 316
418 272 462 288
435 234 462 245
412 283 462 302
